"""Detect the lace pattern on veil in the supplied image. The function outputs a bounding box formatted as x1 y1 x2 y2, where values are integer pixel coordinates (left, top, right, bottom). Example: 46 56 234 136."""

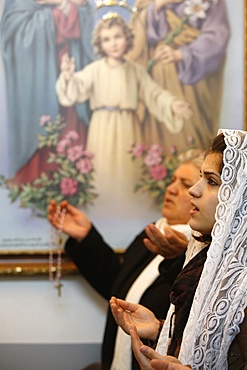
179 129 247 369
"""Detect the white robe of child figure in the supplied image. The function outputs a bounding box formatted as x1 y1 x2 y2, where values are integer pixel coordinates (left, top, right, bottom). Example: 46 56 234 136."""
56 15 192 247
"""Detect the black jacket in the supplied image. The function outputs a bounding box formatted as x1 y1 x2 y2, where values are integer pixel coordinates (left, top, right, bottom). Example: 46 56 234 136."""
65 225 185 370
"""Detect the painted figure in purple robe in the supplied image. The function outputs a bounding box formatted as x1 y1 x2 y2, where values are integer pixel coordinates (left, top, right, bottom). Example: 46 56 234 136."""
127 0 230 151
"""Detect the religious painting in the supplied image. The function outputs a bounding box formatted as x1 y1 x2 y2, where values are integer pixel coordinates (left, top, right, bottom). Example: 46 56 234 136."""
0 0 245 271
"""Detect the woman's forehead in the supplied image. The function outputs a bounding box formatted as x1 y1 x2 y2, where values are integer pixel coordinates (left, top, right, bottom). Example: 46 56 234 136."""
202 153 223 174
175 162 199 176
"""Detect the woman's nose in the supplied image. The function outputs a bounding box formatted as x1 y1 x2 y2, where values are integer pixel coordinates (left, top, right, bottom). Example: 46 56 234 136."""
189 181 201 197
167 181 178 194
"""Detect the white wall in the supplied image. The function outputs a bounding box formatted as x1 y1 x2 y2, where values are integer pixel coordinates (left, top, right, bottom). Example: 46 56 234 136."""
0 276 107 344
0 275 108 369
219 0 245 130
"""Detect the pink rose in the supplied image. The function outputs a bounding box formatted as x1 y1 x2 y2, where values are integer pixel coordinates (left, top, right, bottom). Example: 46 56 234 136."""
67 145 84 162
149 165 168 181
76 158 93 174
56 138 70 154
169 145 177 154
144 152 162 167
82 150 94 159
60 178 78 196
64 130 80 142
133 144 148 157
39 115 51 126
148 144 163 156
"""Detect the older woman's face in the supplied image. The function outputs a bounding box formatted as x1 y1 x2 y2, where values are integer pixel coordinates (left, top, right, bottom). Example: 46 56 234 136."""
162 163 200 225
188 153 222 235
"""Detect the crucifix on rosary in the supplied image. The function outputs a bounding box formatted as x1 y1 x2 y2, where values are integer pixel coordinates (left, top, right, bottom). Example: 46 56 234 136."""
55 281 63 297
49 206 66 297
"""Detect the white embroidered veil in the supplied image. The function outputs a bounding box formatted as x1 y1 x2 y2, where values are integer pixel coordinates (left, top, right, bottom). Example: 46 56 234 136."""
178 129 247 369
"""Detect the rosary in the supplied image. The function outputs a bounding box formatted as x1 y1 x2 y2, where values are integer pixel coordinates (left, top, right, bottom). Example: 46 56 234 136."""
49 206 66 297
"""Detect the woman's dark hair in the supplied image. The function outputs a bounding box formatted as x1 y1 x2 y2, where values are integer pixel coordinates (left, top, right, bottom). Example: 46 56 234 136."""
204 132 226 174
194 132 226 244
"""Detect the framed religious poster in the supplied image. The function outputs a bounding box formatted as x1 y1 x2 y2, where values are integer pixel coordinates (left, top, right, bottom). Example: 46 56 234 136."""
0 0 246 275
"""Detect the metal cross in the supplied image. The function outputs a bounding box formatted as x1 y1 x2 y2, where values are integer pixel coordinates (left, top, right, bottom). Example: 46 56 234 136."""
55 282 63 297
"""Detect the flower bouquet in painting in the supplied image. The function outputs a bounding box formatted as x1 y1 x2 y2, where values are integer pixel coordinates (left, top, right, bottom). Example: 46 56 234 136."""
128 143 180 207
0 115 97 215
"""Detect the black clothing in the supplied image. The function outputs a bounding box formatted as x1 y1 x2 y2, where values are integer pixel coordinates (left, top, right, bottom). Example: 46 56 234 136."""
168 246 209 357
65 225 185 370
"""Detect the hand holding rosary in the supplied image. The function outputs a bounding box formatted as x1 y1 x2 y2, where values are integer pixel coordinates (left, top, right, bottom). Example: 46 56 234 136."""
49 205 67 297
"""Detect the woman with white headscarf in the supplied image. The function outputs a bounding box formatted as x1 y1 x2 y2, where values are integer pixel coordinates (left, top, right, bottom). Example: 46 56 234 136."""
110 129 247 370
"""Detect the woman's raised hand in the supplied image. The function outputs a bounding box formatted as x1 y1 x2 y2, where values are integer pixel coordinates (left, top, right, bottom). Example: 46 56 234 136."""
130 325 191 370
129 324 159 370
109 297 160 340
150 359 191 370
144 224 188 259
48 200 92 242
